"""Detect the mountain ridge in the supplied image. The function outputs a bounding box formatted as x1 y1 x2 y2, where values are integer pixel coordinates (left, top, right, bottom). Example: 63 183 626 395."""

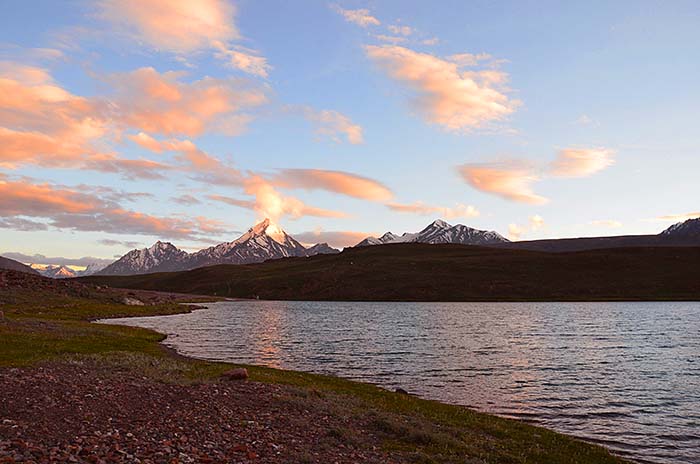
98 219 339 276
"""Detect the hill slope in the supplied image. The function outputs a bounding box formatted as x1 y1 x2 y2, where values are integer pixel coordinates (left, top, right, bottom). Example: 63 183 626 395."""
0 256 39 274
82 243 700 301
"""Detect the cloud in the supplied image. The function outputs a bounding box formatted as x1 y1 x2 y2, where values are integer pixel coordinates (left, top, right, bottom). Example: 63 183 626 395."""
0 178 226 241
171 194 201 206
212 42 271 78
0 217 48 231
386 201 479 219
294 106 364 144
422 37 439 46
458 161 548 204
243 176 347 222
0 64 266 179
276 169 393 201
508 223 524 240
208 194 256 210
388 25 413 36
529 214 545 230
590 219 622 228
550 148 615 178
332 5 380 27
374 35 407 44
293 229 369 248
654 212 700 222
365 45 519 131
98 0 238 53
575 114 599 127
2 251 113 267
98 239 142 248
106 67 267 137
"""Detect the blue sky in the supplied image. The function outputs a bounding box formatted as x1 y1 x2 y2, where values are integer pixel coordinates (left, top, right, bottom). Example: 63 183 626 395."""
1 0 699 263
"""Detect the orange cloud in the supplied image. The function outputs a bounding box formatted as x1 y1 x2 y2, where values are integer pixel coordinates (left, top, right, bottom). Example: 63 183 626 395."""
243 176 347 222
550 148 615 178
107 67 267 137
99 0 238 54
276 169 392 201
332 5 380 27
458 162 548 204
508 223 524 240
0 178 226 240
365 45 519 131
655 212 700 222
386 201 479 219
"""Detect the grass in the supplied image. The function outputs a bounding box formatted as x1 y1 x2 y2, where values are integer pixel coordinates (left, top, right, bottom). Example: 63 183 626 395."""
81 243 700 301
0 276 628 463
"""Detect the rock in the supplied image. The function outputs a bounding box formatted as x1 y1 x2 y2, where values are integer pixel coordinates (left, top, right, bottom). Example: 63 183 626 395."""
221 368 248 381
395 388 409 395
122 297 145 306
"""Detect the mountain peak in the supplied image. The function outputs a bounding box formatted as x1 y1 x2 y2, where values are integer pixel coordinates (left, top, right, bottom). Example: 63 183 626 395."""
429 219 452 229
661 217 700 237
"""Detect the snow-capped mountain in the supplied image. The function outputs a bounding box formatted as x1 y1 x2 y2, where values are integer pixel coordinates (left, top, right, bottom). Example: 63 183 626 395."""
98 241 190 276
356 219 509 247
305 243 340 255
97 219 340 276
660 217 700 239
81 262 109 276
36 265 79 279
188 219 308 268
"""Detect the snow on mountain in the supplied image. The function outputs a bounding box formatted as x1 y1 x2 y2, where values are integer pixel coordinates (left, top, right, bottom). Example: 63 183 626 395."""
660 218 700 238
98 219 339 276
188 218 308 268
81 262 109 276
36 265 78 279
97 241 190 276
355 219 509 247
305 243 340 255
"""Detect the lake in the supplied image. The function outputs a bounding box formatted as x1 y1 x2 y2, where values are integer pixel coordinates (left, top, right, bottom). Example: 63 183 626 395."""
102 301 700 464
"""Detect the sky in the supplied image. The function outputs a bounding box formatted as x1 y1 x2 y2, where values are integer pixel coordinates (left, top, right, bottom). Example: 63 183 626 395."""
1 0 699 264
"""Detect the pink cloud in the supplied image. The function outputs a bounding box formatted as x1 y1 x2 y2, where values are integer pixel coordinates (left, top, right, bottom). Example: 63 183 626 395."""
0 178 227 240
550 148 615 178
458 161 548 205
365 45 519 131
276 169 392 201
99 0 239 54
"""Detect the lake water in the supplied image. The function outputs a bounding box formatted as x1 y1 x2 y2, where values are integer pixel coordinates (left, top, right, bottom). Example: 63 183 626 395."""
103 301 700 464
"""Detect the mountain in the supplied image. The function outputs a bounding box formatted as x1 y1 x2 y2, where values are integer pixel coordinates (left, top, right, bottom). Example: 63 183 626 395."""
97 219 338 276
499 218 700 253
81 262 109 276
37 265 79 279
0 256 39 275
98 241 190 276
305 243 340 255
660 217 700 239
82 243 700 302
188 219 308 268
356 220 509 247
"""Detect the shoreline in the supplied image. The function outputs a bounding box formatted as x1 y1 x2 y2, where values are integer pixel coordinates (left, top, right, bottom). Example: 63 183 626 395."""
99 300 637 464
0 270 629 463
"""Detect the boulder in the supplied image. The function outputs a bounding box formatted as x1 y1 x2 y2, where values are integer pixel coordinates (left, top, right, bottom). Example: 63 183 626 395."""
395 387 409 395
122 297 145 306
222 368 249 381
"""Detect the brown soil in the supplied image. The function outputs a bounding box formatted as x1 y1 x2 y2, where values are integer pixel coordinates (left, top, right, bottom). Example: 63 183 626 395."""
0 359 399 464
